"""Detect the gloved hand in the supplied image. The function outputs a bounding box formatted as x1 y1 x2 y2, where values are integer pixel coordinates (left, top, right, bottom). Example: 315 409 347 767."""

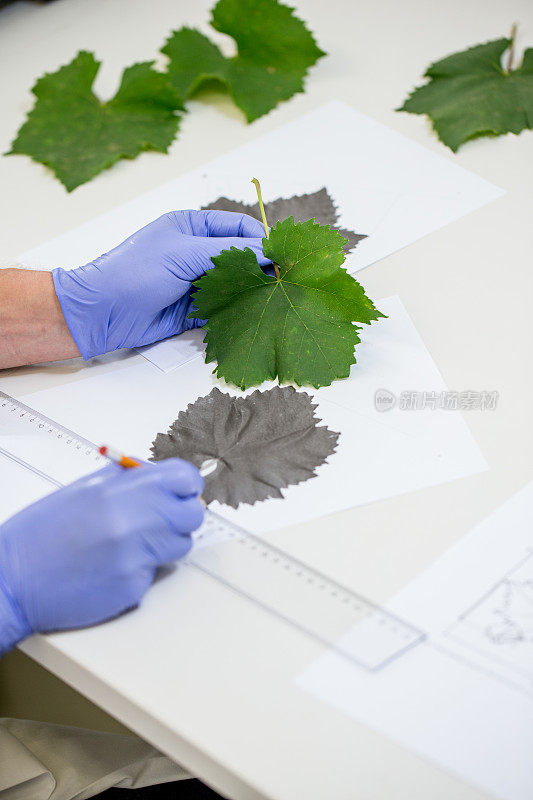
0 459 204 656
52 209 270 360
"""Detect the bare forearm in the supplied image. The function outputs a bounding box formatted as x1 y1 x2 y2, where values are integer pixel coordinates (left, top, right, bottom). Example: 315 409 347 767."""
0 269 80 368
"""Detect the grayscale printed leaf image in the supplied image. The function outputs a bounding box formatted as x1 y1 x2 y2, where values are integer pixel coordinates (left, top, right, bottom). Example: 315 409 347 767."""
150 386 339 508
202 187 366 253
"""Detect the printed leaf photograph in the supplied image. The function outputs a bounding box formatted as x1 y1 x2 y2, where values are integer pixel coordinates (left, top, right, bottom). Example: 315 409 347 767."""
398 31 533 151
162 0 325 122
150 386 339 507
8 51 184 191
202 187 366 253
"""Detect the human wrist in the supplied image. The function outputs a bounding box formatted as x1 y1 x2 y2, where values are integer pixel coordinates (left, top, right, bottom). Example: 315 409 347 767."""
0 269 80 369
52 265 110 360
0 553 32 657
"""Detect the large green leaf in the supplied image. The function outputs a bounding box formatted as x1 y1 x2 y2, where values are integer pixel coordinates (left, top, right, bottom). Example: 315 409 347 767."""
8 51 183 191
398 37 533 151
192 217 384 389
162 0 325 122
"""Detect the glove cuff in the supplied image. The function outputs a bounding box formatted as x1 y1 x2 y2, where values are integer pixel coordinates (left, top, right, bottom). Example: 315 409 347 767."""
52 267 110 361
0 556 32 658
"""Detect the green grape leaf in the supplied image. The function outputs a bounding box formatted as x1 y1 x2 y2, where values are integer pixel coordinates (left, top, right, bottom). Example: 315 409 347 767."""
398 37 533 151
162 0 325 122
8 51 184 191
192 217 384 389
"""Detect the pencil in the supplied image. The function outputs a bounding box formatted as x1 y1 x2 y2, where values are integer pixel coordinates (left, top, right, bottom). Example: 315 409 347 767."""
99 445 214 509
99 445 141 469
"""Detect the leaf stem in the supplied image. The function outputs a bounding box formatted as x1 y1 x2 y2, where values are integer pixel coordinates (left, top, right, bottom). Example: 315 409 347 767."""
252 177 280 279
506 22 518 72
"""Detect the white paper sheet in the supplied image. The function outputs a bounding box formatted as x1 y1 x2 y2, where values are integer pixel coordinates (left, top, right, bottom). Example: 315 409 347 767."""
10 296 487 533
136 329 204 373
296 481 533 800
16 101 503 373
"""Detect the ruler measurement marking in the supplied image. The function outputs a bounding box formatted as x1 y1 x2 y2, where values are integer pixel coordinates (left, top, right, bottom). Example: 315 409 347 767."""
196 513 425 659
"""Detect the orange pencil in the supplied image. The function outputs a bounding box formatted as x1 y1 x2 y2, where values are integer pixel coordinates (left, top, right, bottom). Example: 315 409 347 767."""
100 445 218 479
100 446 215 511
99 445 141 469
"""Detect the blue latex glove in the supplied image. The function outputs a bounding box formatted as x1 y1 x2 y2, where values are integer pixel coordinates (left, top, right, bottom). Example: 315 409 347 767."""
52 209 270 360
0 459 204 656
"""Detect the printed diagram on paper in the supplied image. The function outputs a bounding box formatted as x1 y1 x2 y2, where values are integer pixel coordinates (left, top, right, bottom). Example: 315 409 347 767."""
297 483 533 800
443 549 533 695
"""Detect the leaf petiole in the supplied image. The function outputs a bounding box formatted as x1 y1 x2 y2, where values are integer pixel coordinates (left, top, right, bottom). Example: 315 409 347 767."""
252 177 280 279
506 22 518 73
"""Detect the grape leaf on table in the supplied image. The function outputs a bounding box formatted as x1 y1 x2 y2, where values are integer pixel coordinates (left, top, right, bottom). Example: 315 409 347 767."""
398 37 533 151
192 217 384 389
150 386 339 508
8 51 184 191
162 0 325 122
202 187 367 253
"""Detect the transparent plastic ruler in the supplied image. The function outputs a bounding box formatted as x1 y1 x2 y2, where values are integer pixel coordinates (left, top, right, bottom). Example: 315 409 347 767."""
0 390 425 670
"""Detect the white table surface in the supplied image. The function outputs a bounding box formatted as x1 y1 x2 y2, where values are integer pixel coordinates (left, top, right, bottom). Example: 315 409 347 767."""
1 1 532 798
